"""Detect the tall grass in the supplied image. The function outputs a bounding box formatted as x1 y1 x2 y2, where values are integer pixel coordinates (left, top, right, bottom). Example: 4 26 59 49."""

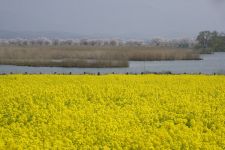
0 45 200 67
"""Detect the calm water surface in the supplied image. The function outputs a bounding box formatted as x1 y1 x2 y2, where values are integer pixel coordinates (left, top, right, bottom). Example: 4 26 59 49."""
0 52 225 74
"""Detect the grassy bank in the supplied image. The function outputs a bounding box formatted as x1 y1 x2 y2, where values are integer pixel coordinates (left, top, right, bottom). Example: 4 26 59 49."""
0 59 128 68
0 45 201 67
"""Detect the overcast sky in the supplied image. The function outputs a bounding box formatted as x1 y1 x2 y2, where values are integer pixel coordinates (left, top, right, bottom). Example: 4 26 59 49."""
0 0 225 39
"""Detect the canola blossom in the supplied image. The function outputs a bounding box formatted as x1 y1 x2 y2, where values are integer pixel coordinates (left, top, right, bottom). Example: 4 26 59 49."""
0 75 225 149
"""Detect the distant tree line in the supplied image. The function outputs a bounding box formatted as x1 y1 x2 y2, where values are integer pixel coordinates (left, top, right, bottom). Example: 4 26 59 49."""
1 31 224 52
196 31 225 53
0 38 196 48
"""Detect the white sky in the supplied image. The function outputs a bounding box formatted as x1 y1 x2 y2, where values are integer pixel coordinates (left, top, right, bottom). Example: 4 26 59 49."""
0 0 225 38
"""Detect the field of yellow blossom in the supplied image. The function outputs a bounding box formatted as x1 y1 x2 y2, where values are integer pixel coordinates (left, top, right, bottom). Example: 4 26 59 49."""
0 75 225 149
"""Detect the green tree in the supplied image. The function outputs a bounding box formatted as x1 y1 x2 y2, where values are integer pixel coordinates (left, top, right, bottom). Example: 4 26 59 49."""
196 31 225 53
196 31 211 49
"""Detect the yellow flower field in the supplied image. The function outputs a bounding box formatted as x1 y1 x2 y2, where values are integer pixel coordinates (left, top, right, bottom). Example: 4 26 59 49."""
0 75 225 149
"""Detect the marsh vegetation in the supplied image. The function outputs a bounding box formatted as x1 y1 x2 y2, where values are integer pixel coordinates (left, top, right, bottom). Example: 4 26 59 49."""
0 45 200 67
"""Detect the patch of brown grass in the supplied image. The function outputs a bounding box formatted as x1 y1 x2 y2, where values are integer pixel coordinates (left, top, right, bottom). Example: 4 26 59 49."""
0 45 200 67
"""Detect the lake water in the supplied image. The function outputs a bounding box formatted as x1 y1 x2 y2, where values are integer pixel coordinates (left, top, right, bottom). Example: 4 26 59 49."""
0 52 225 74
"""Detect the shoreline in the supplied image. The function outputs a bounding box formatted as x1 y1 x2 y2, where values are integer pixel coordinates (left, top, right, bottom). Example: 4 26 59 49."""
0 72 224 75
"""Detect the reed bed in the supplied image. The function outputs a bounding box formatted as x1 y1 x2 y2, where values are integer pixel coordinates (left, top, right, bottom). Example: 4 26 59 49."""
0 45 200 67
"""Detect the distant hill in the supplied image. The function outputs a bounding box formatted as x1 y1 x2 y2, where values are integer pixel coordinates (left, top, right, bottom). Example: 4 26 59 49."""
0 30 152 40
0 30 85 39
0 30 196 40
